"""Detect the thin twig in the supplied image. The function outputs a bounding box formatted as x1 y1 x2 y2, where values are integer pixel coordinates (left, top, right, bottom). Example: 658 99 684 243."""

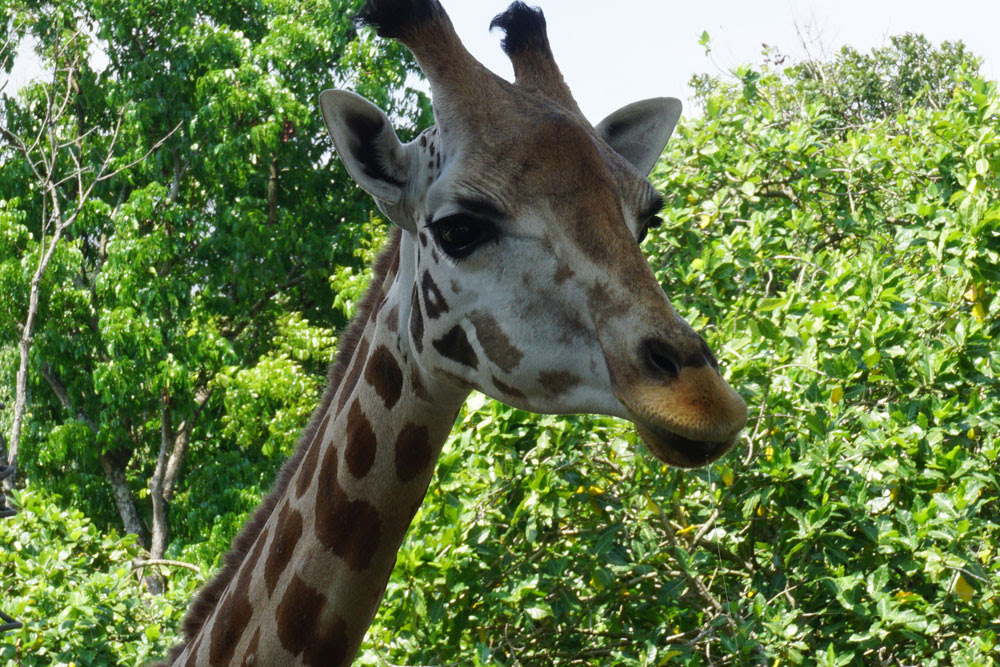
132 559 202 574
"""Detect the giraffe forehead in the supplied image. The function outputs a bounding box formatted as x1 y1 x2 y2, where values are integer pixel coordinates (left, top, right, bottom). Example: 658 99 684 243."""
467 116 648 228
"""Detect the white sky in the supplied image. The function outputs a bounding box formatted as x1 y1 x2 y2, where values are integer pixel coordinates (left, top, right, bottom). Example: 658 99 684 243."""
447 0 1000 122
5 1 999 124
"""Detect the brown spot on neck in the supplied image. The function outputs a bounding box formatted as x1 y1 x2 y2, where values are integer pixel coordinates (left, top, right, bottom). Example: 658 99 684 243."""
344 399 377 478
240 627 261 667
364 345 404 409
296 413 330 498
337 336 370 413
275 573 349 666
314 440 382 571
385 303 399 333
394 422 433 483
208 528 265 665
264 503 303 596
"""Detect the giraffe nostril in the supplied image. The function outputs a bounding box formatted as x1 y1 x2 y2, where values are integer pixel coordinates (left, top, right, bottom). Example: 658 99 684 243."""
641 338 682 380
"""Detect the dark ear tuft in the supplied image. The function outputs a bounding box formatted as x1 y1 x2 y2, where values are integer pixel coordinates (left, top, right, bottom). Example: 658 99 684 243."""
356 0 445 39
489 1 551 56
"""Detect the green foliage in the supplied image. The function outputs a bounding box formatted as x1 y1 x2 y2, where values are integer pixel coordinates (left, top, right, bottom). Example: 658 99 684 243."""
0 0 418 549
360 48 1000 666
0 487 187 666
789 34 982 123
2 16 998 667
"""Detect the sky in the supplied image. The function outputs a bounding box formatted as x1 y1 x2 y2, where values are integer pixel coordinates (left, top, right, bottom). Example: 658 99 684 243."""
5 1 1000 124
444 0 1000 122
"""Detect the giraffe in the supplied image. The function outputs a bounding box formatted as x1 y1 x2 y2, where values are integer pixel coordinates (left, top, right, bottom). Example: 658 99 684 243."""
163 1 748 664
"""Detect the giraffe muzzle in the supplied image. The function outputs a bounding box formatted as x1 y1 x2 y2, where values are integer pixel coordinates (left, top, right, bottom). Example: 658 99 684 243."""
617 362 748 468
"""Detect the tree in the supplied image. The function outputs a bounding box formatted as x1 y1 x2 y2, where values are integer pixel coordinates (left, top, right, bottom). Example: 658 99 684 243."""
0 20 177 571
0 0 429 585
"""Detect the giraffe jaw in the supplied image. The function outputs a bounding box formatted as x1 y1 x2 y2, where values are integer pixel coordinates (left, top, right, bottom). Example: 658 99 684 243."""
632 421 736 469
614 365 747 468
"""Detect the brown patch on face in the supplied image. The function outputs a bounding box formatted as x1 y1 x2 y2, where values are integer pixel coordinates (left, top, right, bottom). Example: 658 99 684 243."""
364 345 403 409
432 325 479 369
315 444 382 571
470 311 523 372
394 422 433 483
296 413 330 498
538 370 582 396
450 280 462 294
410 284 424 353
241 627 261 667
421 271 449 319
337 337 370 413
385 304 399 333
553 261 575 284
275 573 326 656
265 503 303 596
344 399 377 478
492 375 526 400
557 310 591 345
586 281 629 321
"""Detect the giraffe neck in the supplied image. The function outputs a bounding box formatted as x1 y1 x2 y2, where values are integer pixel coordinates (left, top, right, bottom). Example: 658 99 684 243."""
173 229 469 666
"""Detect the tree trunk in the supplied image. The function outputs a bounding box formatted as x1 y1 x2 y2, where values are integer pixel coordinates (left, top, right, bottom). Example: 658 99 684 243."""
4 273 42 492
38 365 152 560
267 157 279 225
99 450 146 541
149 397 172 562
100 449 164 595
149 386 209 561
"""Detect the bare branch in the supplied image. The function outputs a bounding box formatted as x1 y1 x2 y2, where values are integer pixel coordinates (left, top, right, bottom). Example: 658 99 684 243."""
132 559 202 574
96 119 183 183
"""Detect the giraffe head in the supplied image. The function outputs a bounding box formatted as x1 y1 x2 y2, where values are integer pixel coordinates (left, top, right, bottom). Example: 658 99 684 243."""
320 0 747 467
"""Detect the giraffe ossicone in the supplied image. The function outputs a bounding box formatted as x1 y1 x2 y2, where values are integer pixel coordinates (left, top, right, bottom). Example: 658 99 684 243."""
164 1 747 664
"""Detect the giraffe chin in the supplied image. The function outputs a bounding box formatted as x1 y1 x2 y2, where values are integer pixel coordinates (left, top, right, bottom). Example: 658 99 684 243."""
633 422 735 469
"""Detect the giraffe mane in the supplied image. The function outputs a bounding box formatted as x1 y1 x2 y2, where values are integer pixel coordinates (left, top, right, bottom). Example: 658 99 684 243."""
162 227 403 664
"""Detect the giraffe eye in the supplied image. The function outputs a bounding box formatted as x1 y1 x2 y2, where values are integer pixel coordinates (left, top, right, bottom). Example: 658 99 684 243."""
429 215 495 259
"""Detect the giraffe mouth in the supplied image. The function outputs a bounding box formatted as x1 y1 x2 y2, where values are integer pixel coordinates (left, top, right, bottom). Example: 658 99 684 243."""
631 420 737 469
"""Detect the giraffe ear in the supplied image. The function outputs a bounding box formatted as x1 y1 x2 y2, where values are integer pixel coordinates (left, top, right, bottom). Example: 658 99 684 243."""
595 97 682 176
320 89 411 214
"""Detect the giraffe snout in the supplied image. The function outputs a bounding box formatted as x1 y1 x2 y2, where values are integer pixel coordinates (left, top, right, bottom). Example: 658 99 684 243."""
615 332 747 468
